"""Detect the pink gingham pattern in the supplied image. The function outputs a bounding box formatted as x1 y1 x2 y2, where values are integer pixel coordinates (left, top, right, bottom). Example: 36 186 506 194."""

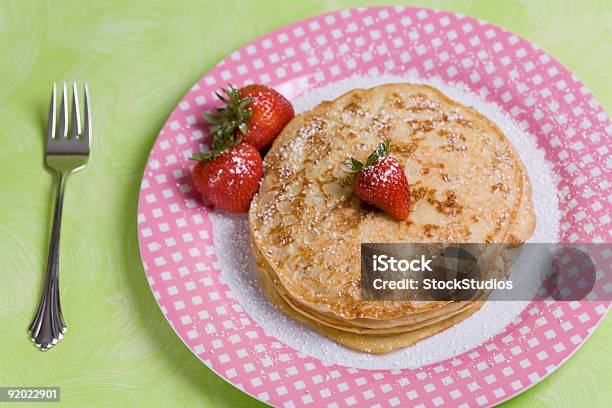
137 7 611 407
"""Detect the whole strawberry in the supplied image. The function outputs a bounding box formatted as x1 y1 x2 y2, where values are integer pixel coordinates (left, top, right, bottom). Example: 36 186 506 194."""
205 85 294 151
192 143 263 213
349 140 411 220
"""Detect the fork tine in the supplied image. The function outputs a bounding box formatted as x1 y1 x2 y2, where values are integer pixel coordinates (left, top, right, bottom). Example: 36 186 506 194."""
46 83 57 140
83 82 91 147
58 82 68 138
70 82 81 138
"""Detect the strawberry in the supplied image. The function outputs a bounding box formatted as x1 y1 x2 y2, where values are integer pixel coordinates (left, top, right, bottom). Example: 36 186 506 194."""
192 143 263 213
205 85 294 151
349 140 411 220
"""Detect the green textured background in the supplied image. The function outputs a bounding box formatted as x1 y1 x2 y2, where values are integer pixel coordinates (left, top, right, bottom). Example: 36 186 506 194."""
1 0 610 406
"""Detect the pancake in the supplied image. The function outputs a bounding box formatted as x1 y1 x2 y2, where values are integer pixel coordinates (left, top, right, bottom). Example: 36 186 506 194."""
248 83 535 352
259 252 485 354
251 236 489 333
508 169 536 243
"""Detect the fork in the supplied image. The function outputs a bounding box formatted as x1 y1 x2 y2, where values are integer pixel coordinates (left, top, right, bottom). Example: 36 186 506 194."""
29 82 91 351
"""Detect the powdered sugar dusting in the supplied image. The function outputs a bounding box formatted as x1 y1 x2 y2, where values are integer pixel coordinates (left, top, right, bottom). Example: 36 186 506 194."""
210 75 560 370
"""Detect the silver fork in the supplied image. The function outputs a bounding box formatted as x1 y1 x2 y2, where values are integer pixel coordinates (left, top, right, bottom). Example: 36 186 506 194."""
29 82 91 351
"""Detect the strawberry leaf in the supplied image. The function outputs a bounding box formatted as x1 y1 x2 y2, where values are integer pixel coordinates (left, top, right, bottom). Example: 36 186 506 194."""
197 85 254 162
345 140 392 175
212 137 224 151
191 151 214 161
365 151 379 166
383 139 391 157
203 112 218 123
343 157 364 177
365 139 390 165
351 157 364 172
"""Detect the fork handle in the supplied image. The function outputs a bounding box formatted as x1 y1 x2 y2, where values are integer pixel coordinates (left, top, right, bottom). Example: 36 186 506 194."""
29 170 68 350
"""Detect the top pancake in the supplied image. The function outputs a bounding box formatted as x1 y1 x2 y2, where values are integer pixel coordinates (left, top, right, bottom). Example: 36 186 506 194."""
249 83 534 320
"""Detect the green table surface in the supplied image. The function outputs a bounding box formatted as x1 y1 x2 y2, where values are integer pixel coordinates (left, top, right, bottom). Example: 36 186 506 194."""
1 0 610 406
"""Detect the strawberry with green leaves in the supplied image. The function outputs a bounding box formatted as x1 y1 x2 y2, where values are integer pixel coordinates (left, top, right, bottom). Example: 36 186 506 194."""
348 140 411 220
191 85 270 213
205 84 294 151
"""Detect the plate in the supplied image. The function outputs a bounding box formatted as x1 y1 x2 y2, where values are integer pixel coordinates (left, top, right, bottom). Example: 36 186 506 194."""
137 6 610 406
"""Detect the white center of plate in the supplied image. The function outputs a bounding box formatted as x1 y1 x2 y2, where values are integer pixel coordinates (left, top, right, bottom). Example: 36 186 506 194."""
211 75 560 370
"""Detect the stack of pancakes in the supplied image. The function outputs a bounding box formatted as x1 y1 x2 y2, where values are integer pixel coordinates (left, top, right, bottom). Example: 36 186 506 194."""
248 84 535 353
